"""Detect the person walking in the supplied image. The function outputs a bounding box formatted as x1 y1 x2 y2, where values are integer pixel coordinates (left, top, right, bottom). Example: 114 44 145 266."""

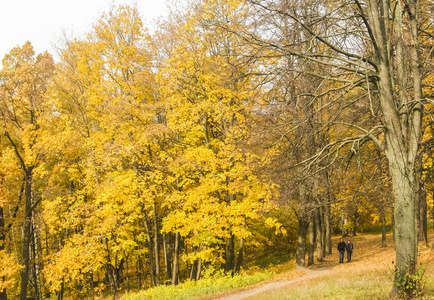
337 238 346 263
346 240 354 262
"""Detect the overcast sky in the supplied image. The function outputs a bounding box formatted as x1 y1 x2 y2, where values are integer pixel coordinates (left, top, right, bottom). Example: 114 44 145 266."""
0 0 169 59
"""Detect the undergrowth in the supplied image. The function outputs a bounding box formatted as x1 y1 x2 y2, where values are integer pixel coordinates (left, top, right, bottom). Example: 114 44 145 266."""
120 267 275 300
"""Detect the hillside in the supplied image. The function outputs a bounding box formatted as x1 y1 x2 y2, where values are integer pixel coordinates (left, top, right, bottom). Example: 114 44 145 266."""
202 233 434 300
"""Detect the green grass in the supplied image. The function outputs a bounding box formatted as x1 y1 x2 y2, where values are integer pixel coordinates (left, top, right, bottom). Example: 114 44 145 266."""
243 269 434 300
253 254 294 269
119 255 433 300
119 232 434 300
247 272 391 299
120 268 275 300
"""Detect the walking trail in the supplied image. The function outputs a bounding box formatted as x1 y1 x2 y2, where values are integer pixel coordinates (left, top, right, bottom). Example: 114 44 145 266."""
200 233 434 300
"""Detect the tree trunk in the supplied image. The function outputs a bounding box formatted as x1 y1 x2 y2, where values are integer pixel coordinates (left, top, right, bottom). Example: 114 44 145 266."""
152 203 160 286
225 229 235 274
296 184 308 267
387 0 422 295
236 218 246 272
196 243 203 280
388 159 417 297
125 255 130 293
88 272 94 299
163 233 172 283
142 207 156 286
325 203 332 255
320 206 326 257
353 210 358 236
312 176 323 262
296 216 308 267
418 185 427 246
235 232 244 273
415 158 421 248
103 240 119 300
172 232 179 285
381 206 387 248
341 210 346 237
189 255 197 281
307 214 314 266
31 209 42 300
20 171 34 300
0 206 7 300
57 280 64 300
105 264 118 300
391 205 395 248
314 208 323 262
138 256 145 289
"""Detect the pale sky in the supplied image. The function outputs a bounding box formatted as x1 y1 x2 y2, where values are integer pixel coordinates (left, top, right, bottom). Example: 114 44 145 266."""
0 0 169 59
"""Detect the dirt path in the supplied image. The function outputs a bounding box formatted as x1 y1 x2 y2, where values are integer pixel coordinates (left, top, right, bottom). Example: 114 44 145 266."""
204 233 433 300
217 268 329 300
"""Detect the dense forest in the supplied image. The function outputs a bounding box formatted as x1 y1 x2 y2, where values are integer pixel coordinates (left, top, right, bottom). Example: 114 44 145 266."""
1 0 433 299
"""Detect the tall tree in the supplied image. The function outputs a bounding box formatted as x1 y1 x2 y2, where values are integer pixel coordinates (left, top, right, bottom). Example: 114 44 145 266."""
42 5 160 297
243 0 427 295
158 0 276 277
0 42 54 300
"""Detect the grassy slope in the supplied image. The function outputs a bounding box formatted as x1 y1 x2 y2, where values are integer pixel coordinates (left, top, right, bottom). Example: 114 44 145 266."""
239 233 434 300
121 232 434 300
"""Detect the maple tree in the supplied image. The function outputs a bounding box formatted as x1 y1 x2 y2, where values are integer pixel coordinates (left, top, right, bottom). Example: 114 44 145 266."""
0 41 54 300
41 5 161 298
157 0 277 279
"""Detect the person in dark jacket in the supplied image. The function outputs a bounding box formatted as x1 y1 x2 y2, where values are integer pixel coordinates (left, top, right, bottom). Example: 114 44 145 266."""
346 240 354 262
337 238 346 263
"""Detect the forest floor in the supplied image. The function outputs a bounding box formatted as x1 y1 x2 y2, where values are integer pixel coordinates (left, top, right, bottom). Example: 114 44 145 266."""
199 232 434 300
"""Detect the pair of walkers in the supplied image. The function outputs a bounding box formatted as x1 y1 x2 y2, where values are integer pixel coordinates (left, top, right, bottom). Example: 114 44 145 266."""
337 238 353 263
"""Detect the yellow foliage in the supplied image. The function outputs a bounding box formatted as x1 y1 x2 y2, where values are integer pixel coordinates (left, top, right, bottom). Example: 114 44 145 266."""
0 251 22 292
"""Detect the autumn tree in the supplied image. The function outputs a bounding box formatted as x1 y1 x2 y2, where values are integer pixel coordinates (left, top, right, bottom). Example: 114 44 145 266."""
239 0 429 296
157 0 277 279
0 42 54 300
42 5 161 298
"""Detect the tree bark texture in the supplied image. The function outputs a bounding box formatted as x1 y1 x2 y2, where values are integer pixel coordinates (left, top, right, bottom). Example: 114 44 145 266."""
20 171 34 300
163 233 172 282
31 205 42 300
296 215 308 267
307 214 314 266
235 218 244 274
152 204 160 286
0 206 7 300
172 232 179 285
314 208 323 262
225 229 235 274
366 0 422 295
296 184 308 267
324 203 332 255
418 186 427 245
381 206 387 248
142 207 156 286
